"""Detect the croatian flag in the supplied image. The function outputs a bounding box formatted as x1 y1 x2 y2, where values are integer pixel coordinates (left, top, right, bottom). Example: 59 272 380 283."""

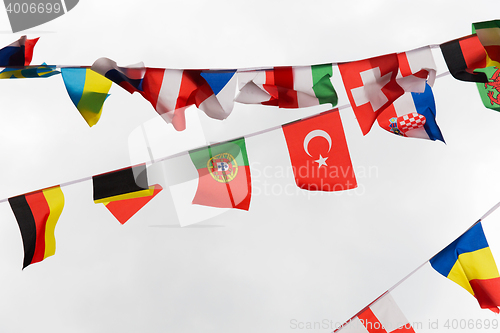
377 83 445 142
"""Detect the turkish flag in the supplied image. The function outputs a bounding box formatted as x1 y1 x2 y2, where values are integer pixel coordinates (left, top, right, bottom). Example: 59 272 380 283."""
282 109 357 191
339 53 403 135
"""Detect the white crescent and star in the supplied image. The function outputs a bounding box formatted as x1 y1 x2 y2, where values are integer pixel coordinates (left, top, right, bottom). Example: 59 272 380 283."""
303 130 332 167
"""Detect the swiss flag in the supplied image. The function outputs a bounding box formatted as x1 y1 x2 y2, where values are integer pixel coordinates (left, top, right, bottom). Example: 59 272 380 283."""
282 109 357 192
339 53 404 135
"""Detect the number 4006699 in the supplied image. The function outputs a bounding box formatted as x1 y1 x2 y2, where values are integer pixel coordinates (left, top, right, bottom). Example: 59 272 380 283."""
5 2 61 14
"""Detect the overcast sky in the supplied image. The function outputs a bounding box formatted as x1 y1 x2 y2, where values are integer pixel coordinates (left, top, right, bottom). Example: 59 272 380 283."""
1 1 500 332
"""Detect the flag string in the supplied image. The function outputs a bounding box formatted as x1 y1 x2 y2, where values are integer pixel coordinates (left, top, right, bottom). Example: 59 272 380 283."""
331 199 500 333
0 68 453 203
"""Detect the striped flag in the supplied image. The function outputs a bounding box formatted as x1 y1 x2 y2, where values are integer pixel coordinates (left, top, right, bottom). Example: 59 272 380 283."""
0 63 59 79
91 57 145 93
235 64 338 109
93 164 162 224
61 68 112 126
141 68 237 131
92 58 237 131
0 35 38 67
8 186 65 269
377 83 444 142
430 222 500 313
440 34 488 83
334 292 415 333
473 20 500 68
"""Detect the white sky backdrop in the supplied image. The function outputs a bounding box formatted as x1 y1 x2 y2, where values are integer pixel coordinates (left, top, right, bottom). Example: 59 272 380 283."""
1 1 500 332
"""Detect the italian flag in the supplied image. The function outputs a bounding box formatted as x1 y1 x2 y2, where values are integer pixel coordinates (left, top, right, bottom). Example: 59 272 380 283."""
189 138 251 210
236 64 338 108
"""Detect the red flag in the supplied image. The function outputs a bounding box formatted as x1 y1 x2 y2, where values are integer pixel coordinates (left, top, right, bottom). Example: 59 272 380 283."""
282 109 357 191
339 53 404 135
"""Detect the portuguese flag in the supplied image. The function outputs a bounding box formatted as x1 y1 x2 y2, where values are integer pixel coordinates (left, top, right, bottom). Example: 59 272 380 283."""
189 138 251 210
8 185 65 269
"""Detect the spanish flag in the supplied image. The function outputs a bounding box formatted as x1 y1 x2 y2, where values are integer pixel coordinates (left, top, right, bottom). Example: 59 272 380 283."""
93 164 162 224
430 222 500 313
8 186 65 269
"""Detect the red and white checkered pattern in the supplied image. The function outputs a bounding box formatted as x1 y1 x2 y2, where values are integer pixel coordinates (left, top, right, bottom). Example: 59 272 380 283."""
398 112 426 132
334 292 415 333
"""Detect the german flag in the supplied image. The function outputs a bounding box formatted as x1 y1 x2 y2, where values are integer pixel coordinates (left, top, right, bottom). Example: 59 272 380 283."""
93 164 162 224
440 34 488 83
8 186 65 269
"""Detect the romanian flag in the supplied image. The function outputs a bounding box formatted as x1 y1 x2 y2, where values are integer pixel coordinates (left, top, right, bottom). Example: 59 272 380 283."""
93 164 162 224
0 35 38 67
440 35 488 83
8 186 65 269
61 68 112 127
189 138 251 210
430 222 500 313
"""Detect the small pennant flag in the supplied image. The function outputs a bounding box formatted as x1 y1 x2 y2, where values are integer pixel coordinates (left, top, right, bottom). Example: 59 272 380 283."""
440 34 488 83
235 64 338 108
8 185 65 269
282 110 357 191
334 292 415 333
189 138 252 210
0 35 38 66
93 164 162 224
430 222 500 313
377 83 445 141
61 68 112 127
472 20 500 111
0 63 59 79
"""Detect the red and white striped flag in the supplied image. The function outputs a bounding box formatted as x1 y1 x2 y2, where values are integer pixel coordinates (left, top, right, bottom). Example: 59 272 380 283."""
235 64 338 108
334 292 415 333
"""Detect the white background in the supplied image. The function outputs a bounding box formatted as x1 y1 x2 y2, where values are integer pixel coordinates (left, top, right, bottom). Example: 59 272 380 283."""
1 1 500 332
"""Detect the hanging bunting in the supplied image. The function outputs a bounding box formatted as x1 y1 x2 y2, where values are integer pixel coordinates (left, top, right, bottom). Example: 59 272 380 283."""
8 185 65 269
188 138 252 210
92 164 162 224
334 292 415 333
430 222 500 313
282 109 357 191
235 64 338 109
0 35 38 67
376 82 445 141
61 68 112 127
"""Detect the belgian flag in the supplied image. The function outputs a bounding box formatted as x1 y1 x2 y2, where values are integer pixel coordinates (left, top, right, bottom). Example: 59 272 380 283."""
93 164 162 224
440 34 488 83
8 186 65 269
